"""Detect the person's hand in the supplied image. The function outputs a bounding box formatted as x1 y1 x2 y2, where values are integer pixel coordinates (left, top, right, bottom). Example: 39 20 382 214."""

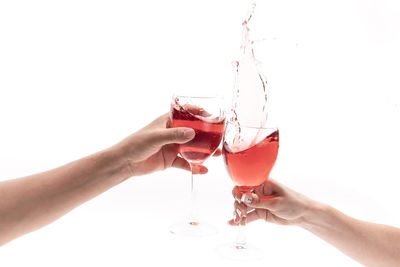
113 113 221 177
229 179 317 226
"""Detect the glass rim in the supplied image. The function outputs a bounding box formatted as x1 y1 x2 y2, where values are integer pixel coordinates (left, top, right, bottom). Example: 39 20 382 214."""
225 120 278 130
172 94 224 100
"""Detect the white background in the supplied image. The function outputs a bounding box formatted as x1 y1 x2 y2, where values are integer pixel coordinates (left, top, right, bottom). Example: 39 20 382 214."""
1 0 400 266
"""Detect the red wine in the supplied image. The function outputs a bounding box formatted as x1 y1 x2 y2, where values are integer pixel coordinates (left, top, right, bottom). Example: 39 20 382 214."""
223 130 279 187
171 104 225 163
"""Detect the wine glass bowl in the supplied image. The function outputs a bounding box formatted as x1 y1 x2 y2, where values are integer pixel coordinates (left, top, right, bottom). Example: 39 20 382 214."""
171 95 225 165
223 123 279 188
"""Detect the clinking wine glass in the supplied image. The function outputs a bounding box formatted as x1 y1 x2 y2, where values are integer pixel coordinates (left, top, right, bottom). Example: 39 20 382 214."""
218 120 279 260
169 94 225 237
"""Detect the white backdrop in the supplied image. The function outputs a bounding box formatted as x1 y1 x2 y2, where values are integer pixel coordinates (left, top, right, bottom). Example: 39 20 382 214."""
1 0 400 266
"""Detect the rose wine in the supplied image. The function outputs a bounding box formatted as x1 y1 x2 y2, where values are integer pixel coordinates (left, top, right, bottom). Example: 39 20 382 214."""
171 104 225 164
223 130 279 187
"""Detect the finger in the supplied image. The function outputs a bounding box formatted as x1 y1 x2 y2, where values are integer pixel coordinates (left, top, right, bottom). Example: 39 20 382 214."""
182 104 212 117
228 208 264 226
192 164 208 174
245 209 264 224
253 179 285 197
171 157 191 171
235 200 250 226
233 212 240 225
213 148 222 157
233 201 240 224
234 200 247 218
242 193 281 210
166 116 172 128
171 157 208 174
264 178 286 195
143 113 169 130
232 186 243 202
254 181 273 196
228 219 237 226
151 127 195 146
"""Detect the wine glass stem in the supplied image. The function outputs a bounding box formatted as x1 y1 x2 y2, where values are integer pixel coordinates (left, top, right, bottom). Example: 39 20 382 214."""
235 215 247 249
188 163 198 225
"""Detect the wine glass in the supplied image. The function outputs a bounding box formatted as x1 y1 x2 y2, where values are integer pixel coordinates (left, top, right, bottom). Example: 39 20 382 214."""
217 120 279 260
169 94 225 237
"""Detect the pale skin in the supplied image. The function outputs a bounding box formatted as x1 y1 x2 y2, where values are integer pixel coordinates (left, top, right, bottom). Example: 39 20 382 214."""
229 179 400 267
3 114 399 267
0 113 220 246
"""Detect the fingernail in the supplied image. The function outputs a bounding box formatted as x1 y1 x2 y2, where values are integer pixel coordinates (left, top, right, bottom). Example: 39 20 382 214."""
182 128 195 138
236 209 242 217
243 194 252 204
200 166 208 174
192 165 200 173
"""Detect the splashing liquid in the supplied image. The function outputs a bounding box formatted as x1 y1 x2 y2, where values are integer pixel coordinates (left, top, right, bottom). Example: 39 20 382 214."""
230 3 269 151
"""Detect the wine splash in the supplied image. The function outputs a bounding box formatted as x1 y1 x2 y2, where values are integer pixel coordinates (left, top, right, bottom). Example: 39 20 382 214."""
230 2 269 152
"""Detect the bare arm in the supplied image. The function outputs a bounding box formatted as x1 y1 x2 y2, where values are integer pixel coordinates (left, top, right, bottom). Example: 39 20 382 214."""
0 148 130 246
0 114 203 246
301 202 400 267
231 180 400 267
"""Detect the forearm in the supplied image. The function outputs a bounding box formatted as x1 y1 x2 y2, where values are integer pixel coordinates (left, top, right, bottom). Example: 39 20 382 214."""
299 202 400 267
0 146 131 246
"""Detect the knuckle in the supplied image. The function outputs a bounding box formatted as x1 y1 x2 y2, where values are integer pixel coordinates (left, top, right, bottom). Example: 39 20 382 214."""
172 129 181 140
264 210 269 222
231 187 237 197
267 198 280 209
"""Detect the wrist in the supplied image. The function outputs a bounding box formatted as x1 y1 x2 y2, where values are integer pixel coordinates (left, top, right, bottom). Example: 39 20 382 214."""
103 145 134 180
297 200 332 231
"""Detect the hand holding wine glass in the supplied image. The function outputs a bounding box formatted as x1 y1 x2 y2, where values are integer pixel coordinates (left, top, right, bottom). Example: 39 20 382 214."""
228 179 315 226
115 113 210 176
0 112 214 246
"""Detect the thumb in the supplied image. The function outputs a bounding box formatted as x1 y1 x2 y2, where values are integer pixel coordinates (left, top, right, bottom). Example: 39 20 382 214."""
242 193 280 211
152 127 195 146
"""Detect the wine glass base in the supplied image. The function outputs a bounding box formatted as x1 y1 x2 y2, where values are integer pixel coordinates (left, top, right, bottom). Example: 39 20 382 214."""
169 221 218 237
216 242 263 261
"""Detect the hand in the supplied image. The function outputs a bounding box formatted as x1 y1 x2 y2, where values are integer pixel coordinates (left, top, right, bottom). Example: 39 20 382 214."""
113 113 221 177
229 179 316 226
